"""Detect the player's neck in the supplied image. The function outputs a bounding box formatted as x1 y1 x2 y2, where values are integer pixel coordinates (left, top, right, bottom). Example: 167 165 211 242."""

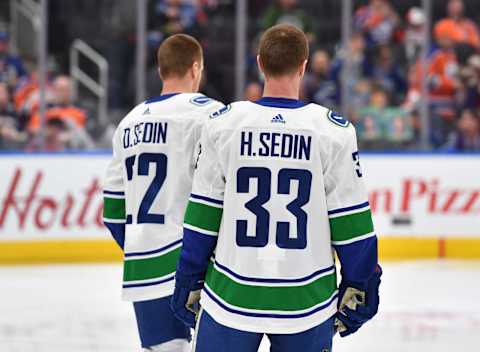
161 79 196 95
262 76 300 100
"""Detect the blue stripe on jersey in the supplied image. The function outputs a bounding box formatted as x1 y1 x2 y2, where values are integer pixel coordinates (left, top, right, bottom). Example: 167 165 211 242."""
214 260 335 284
203 286 338 319
333 236 378 285
190 193 224 205
328 201 370 215
145 93 180 104
103 190 125 196
122 274 175 289
124 239 182 258
254 97 308 109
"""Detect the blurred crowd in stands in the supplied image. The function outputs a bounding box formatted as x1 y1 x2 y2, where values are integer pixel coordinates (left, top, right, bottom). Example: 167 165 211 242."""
1 0 480 152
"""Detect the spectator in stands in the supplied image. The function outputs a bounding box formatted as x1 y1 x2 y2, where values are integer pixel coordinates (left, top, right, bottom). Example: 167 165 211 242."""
404 7 426 65
368 45 406 103
330 33 370 109
357 86 413 148
0 31 26 90
460 54 480 110
150 0 198 37
244 81 263 101
444 109 480 151
354 0 400 47
302 49 337 108
0 82 26 149
435 0 480 51
0 83 16 122
357 87 387 145
14 62 59 130
25 117 95 152
28 75 88 133
428 20 461 146
261 0 315 43
403 64 422 113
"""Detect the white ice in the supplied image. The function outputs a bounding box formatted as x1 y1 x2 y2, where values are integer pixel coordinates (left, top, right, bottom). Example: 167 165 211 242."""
0 260 478 351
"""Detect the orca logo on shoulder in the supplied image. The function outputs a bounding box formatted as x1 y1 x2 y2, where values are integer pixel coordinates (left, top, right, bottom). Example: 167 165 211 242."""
210 104 231 119
190 95 212 106
327 110 350 127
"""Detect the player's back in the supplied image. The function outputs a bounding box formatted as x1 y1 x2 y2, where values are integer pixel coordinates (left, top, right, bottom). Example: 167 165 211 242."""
197 97 371 333
104 93 223 301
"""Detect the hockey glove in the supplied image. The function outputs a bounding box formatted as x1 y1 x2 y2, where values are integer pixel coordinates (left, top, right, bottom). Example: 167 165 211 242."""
170 271 204 328
335 264 382 337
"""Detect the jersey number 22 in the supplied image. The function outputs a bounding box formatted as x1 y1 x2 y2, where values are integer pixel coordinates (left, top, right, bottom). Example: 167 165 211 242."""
125 153 167 224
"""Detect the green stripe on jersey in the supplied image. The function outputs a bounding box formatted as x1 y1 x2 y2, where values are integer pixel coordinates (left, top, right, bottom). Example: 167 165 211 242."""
103 197 126 220
205 264 337 311
123 247 180 282
184 201 223 233
329 209 374 242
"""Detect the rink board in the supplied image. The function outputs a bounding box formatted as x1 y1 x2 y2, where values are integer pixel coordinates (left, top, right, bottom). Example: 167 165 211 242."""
0 152 479 263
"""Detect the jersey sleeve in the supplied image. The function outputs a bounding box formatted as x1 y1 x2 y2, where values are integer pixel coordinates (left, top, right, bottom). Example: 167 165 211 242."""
324 125 378 286
102 128 126 249
177 122 225 276
190 100 225 170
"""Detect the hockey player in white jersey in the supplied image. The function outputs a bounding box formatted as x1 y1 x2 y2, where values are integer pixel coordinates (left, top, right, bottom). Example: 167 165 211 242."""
171 25 382 351
102 34 224 351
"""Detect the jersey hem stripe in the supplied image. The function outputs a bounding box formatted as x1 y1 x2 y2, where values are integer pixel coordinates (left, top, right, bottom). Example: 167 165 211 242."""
124 239 182 258
203 286 338 319
124 242 181 261
328 201 369 216
190 193 224 205
214 260 335 285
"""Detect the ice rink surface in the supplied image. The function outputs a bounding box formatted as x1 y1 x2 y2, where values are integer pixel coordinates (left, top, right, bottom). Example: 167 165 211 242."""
0 260 478 352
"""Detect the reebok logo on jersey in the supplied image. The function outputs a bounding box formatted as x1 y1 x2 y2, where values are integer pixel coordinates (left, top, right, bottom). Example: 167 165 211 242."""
271 114 286 124
143 107 150 115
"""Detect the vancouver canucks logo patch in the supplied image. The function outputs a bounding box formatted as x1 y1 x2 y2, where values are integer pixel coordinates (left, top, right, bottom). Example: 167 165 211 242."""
271 113 286 124
210 104 231 119
327 110 349 127
190 95 212 106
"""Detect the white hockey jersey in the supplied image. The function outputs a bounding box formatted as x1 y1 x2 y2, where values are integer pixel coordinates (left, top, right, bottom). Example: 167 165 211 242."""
103 93 224 302
183 97 376 334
